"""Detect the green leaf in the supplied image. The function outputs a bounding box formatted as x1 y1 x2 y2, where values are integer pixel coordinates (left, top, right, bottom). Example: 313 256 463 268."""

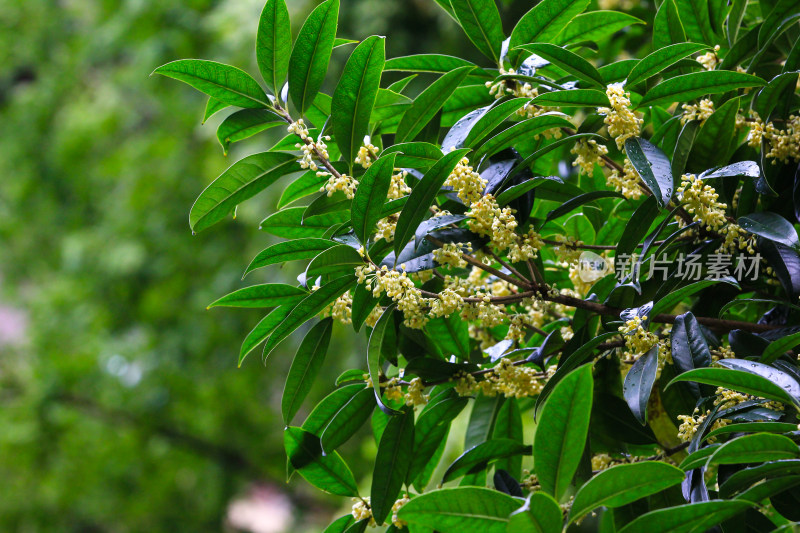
208 283 307 309
393 149 470 257
651 278 738 316
203 97 228 123
626 43 710 87
754 71 800 120
625 137 673 208
189 152 299 232
443 439 530 483
320 387 375 453
332 35 385 169
260 207 348 238
282 319 333 424
617 500 752 533
708 433 800 465
396 66 475 143
424 314 470 359
616 195 658 258
679 444 721 470
669 312 712 398
569 462 685 523
262 274 355 359
734 475 800 503
738 212 800 250
492 397 524 478
534 364 594 500
546 190 622 222
463 98 532 148
368 305 401 415
716 359 800 406
509 0 590 52
506 492 562 533
352 153 397 245
719 459 800 497
322 515 354 533
302 384 363 435
451 0 505 62
758 0 800 49
623 345 659 424
382 142 443 170
653 0 687 50
673 0 714 44
515 43 604 89
473 113 574 161
704 421 799 442
303 191 351 220
671 120 699 181
305 245 363 278
238 306 293 366
690 96 739 168
496 176 563 206
667 367 799 407
398 487 521 533
639 71 766 108
283 426 359 496
372 88 412 123
288 0 340 114
384 54 482 75
153 59 270 108
256 0 292 95
531 89 610 107
277 171 330 209
371 407 415 525
761 330 800 364
244 238 336 277
410 396 468 487
216 109 283 154
556 11 644 46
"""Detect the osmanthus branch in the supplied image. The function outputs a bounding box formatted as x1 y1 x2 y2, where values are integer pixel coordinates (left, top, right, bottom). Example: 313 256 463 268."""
540 236 694 251
271 103 345 181
425 235 533 289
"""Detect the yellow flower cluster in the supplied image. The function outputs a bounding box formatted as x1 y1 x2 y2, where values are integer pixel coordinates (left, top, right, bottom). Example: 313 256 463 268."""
430 287 464 318
374 214 399 242
355 143 379 169
520 470 540 491
677 408 730 443
552 234 584 264
323 173 359 199
696 45 721 70
599 84 643 150
433 242 471 268
607 158 643 200
618 316 659 363
677 174 727 232
571 139 608 175
444 157 487 204
357 264 429 328
404 378 429 406
710 345 735 363
322 292 352 325
714 386 784 412
388 170 412 199
452 359 545 398
288 119 331 171
681 99 715 125
747 113 800 164
467 195 544 262
351 498 376 527
391 495 410 528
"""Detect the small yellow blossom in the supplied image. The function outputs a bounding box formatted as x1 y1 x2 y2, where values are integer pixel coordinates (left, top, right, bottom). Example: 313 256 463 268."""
599 84 643 150
571 139 608 175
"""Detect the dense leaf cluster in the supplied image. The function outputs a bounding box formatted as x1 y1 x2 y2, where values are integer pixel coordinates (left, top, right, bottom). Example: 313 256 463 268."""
158 0 800 531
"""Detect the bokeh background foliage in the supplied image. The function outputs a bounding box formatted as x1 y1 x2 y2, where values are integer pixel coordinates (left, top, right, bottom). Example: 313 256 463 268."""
0 0 490 531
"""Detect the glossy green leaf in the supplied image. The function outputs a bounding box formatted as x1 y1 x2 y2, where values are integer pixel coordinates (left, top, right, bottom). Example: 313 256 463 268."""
382 142 443 170
509 0 590 52
384 54 482 74
282 319 333 424
738 212 800 249
284 426 359 496
395 66 474 143
244 238 336 277
352 153 397 245
704 421 798 442
443 439 531 483
305 245 363 278
260 207 348 238
393 149 470 257
617 500 752 533
625 137 673 207
451 0 505 62
367 305 401 415
320 387 375 453
473 113 574 161
463 98 532 148
639 71 766 108
398 487 521 533
506 492 562 533
208 283 307 309
546 190 622 222
623 345 659 424
371 407 415 525
332 35 385 168
531 89 609 107
534 364 594 500
256 0 292 95
667 367 799 407
153 59 270 108
758 0 800 49
616 195 658 258
708 433 800 465
288 0 339 114
626 43 710 87
238 305 293 366
570 462 685 522
190 152 299 232
719 459 800 498
515 43 603 88
496 176 563 206
761 330 800 364
653 0 687 50
492 397 524 478
652 278 738 316
410 396 468 487
556 11 644 46
216 109 283 154
673 0 714 44
203 97 227 123
302 384 364 435
716 359 800 405
690 96 739 168
734 475 800 503
262 274 355 359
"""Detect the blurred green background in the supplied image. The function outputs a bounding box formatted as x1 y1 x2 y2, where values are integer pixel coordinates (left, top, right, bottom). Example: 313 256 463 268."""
0 0 646 531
